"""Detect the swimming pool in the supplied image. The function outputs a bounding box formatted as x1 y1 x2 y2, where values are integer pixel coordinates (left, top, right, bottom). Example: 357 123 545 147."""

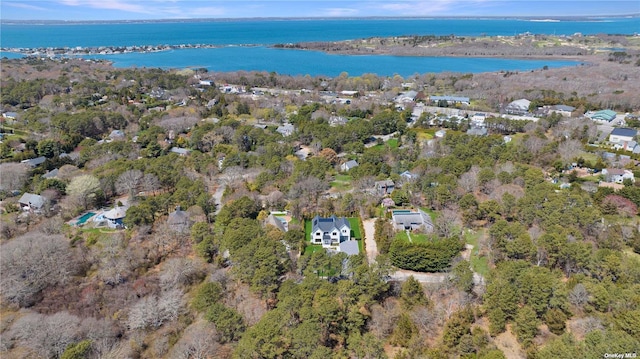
76 212 96 226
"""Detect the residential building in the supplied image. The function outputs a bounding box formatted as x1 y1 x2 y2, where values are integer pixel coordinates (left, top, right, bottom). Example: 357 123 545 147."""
430 95 470 106
400 171 418 180
609 128 637 143
167 206 191 234
266 214 288 232
276 123 295 137
103 205 127 228
170 147 191 156
391 209 434 232
602 168 635 184
374 179 395 195
18 193 45 212
42 168 59 179
340 160 359 172
471 113 486 127
505 99 531 115
550 104 575 117
467 127 488 136
435 129 447 138
21 156 46 168
310 215 351 248
590 110 617 123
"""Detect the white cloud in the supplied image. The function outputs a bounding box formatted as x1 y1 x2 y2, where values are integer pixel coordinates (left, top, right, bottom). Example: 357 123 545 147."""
322 7 360 16
58 0 153 14
3 1 48 11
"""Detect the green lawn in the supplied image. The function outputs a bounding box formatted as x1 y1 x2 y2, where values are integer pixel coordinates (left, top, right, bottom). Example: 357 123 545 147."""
331 175 353 191
303 217 364 254
387 138 399 149
419 207 439 222
304 244 324 255
395 230 430 244
348 217 362 239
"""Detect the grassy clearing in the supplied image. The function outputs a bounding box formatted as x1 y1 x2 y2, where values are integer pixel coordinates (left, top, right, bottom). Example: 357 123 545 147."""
419 207 439 222
331 174 353 191
304 244 324 256
465 229 489 277
387 138 399 149
395 230 430 244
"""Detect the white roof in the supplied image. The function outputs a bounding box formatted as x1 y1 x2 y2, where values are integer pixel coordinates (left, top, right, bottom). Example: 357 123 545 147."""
104 206 127 220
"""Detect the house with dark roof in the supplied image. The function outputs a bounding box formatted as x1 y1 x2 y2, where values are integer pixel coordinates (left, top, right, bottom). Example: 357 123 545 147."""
310 215 351 248
609 128 637 143
550 105 575 117
18 193 45 212
374 180 395 196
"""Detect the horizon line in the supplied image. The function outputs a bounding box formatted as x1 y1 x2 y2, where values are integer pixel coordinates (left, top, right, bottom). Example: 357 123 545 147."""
2 13 639 24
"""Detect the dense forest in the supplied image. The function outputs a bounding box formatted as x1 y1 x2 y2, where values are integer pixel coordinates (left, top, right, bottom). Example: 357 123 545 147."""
0 56 639 359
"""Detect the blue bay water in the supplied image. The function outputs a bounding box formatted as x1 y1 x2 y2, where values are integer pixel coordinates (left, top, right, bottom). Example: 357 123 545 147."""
81 47 581 77
1 18 636 76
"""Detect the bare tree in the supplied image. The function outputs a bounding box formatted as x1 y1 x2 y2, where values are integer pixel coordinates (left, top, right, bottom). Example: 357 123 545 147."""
116 169 144 200
458 166 479 193
159 258 205 290
568 283 589 309
434 208 460 238
168 320 221 359
127 288 184 330
1 233 79 307
8 311 81 359
0 162 28 191
142 173 161 195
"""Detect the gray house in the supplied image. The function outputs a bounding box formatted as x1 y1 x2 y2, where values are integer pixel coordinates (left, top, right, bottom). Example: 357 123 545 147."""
18 193 45 212
21 156 46 168
392 209 434 232
167 206 192 234
374 180 395 195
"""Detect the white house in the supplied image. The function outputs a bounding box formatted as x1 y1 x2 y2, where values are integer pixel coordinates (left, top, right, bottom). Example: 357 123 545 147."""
602 168 635 184
340 160 359 172
471 113 486 127
505 99 531 115
609 128 637 144
310 215 351 248
435 129 446 138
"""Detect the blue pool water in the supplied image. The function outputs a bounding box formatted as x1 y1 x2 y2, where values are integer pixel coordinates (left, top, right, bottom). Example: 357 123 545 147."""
76 212 96 225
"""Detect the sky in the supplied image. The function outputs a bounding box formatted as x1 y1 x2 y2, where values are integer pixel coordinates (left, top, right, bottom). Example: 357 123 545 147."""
1 0 639 21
